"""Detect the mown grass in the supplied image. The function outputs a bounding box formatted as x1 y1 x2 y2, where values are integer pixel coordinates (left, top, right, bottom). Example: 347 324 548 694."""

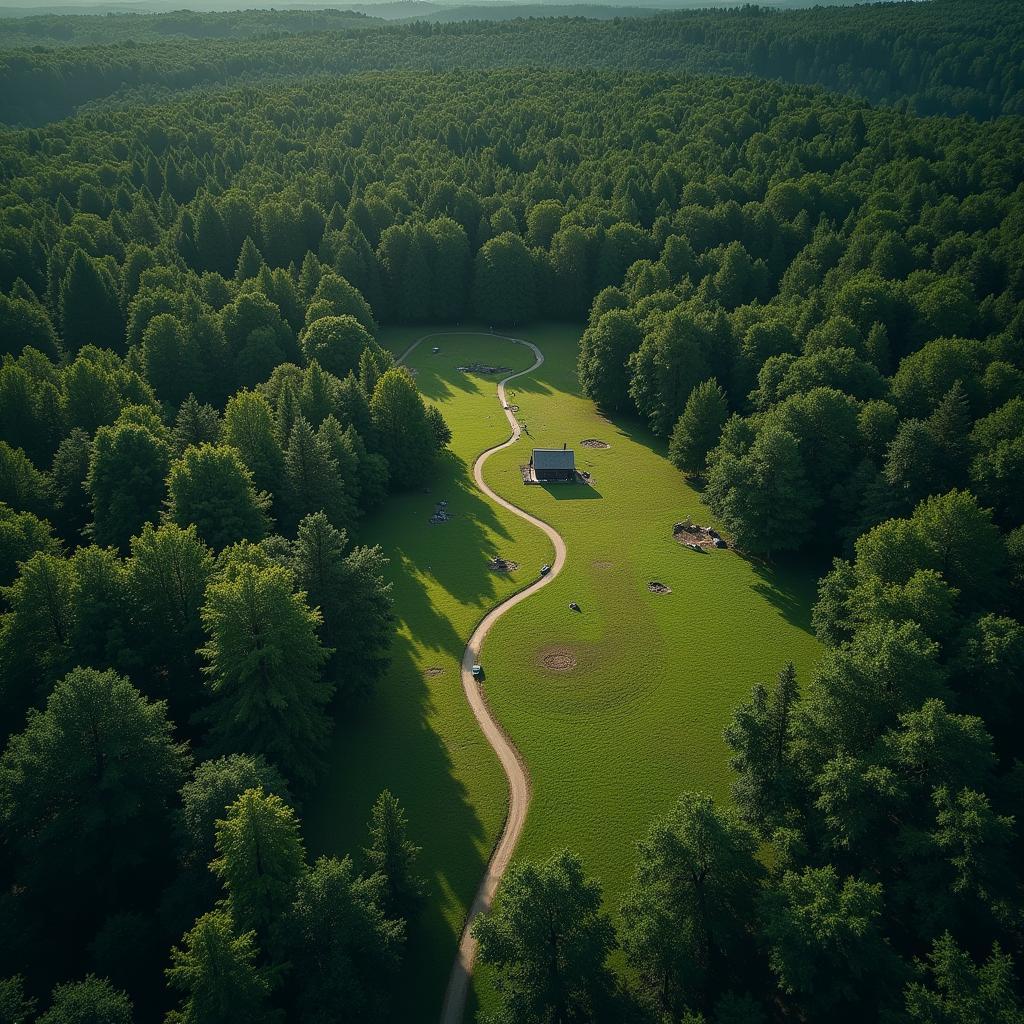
304 330 554 1017
306 324 821 1021
473 323 822 1009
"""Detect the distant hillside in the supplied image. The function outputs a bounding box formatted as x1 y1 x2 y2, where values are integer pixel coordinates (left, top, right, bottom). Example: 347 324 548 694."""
0 0 1020 123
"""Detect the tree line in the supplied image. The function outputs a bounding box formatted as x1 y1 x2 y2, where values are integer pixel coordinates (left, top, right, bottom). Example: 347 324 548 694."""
1 0 1023 124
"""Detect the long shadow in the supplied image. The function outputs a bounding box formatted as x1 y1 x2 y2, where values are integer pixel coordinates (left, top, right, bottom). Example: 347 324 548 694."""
742 553 826 636
305 629 489 1018
391 449 537 608
539 481 603 500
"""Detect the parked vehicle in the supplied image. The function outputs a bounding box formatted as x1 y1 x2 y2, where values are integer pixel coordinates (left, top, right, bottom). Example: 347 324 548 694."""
471 664 483 679
540 564 551 575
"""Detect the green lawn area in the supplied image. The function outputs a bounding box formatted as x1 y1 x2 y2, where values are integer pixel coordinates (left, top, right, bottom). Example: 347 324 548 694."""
473 323 822 1007
305 324 821 1020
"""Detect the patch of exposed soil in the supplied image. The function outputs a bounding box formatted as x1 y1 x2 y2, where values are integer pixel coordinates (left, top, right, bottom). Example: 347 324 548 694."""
673 519 727 550
592 560 613 570
648 581 672 594
424 667 443 677
580 439 610 449
488 557 519 573
458 362 512 375
536 645 578 671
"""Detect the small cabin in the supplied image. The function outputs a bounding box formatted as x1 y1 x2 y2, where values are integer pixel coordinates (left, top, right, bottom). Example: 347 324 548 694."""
531 447 576 482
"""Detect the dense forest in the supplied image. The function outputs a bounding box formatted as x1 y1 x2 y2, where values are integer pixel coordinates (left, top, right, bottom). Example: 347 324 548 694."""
1 1 1024 1020
1 0 1023 124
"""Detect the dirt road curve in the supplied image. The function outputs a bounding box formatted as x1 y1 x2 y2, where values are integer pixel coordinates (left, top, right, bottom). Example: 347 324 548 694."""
396 333 567 1024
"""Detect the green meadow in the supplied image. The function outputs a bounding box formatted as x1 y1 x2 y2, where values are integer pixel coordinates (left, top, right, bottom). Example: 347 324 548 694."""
306 325 822 1019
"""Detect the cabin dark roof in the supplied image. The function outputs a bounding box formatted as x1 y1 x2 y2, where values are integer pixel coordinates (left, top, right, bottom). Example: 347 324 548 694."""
533 448 575 470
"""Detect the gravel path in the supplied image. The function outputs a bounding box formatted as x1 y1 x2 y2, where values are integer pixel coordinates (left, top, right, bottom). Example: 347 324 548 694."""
396 332 567 1024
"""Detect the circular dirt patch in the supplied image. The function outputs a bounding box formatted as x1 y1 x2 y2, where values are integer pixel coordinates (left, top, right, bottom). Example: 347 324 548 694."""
508 404 520 412
537 646 578 672
424 667 443 677
592 560 613 570
580 438 610 449
648 581 672 594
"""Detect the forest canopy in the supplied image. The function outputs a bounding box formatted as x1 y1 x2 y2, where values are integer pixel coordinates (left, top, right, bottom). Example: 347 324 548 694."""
0 0 1023 124
1 2 1023 1021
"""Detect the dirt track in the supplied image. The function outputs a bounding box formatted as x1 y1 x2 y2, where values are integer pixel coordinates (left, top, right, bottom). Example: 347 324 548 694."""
396 332 567 1024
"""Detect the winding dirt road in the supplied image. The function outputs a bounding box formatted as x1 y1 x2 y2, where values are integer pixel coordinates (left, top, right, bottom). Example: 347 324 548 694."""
396 332 567 1024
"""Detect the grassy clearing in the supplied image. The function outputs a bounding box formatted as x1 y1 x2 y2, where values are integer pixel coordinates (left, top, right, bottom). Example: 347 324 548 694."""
304 330 553 1016
306 324 821 1020
474 323 822 1007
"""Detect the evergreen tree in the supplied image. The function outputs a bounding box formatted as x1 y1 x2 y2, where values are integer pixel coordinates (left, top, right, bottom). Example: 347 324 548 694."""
724 663 801 837
282 856 404 1024
198 563 331 784
166 911 281 1024
38 976 134 1024
125 522 213 709
59 251 124 353
50 427 92 540
166 444 270 551
577 308 642 414
86 419 170 551
761 866 900 1018
369 369 437 489
364 790 425 918
292 511 392 692
904 933 1023 1023
221 390 285 500
472 232 537 326
172 396 221 455
473 850 615 1024
141 314 205 407
0 440 53 517
298 360 336 428
706 426 818 559
179 755 291 871
0 976 35 1023
282 417 350 534
211 789 306 945
669 378 729 475
235 236 265 282
620 792 763 1017
0 667 187 915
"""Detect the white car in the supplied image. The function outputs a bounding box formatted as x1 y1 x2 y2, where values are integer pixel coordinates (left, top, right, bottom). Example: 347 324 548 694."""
471 664 483 680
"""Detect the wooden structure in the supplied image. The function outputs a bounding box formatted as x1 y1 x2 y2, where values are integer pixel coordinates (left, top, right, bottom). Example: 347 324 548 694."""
531 447 576 482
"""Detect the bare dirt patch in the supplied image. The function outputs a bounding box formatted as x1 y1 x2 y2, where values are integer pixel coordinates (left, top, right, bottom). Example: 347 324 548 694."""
673 519 727 550
424 667 443 677
536 645 578 672
580 439 610 449
648 581 672 594
458 362 512 375
488 556 519 573
592 560 613 570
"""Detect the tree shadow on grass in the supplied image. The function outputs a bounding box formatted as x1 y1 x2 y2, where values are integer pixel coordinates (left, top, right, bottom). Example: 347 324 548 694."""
394 450 532 607
744 553 825 636
305 628 491 1019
